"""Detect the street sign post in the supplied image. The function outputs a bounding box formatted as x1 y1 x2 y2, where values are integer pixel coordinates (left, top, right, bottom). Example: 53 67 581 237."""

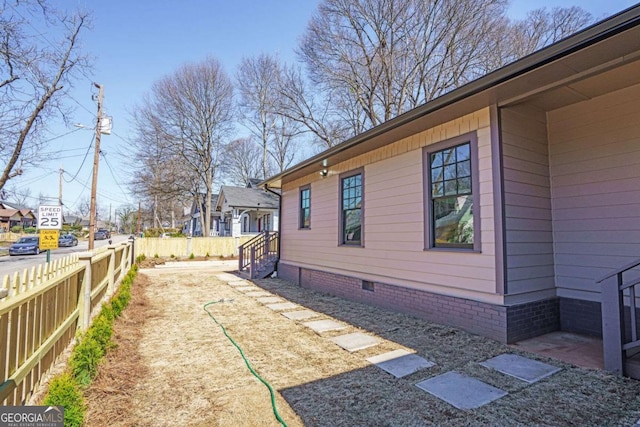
38 205 62 262
39 229 59 250
38 205 63 230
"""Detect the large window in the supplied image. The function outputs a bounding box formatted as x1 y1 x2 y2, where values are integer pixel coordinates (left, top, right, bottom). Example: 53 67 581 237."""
426 135 478 250
300 186 310 229
340 170 363 246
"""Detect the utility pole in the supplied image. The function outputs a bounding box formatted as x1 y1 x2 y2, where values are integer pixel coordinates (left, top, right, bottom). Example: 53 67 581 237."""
58 166 63 206
88 83 103 250
137 201 141 235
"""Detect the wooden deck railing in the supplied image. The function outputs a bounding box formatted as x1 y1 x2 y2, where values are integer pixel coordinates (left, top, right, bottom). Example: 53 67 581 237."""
238 231 279 279
598 257 640 376
0 242 133 405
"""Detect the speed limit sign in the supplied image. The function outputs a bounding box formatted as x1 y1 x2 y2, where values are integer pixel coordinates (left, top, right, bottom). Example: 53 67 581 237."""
38 205 63 230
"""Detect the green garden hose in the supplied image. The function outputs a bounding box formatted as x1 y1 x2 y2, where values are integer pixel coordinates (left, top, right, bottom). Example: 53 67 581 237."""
204 300 288 427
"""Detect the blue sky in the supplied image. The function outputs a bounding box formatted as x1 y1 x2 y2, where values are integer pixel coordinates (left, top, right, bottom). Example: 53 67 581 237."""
12 0 639 217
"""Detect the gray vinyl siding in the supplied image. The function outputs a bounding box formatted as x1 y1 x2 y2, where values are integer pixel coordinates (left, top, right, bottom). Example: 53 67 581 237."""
548 83 640 302
501 106 556 301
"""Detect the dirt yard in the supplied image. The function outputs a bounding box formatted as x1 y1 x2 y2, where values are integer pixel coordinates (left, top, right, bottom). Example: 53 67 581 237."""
83 263 640 426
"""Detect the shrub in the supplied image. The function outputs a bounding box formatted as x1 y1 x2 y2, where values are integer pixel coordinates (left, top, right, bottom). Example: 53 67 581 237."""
170 254 175 259
10 225 22 233
189 253 195 259
41 262 141 426
86 312 113 350
69 336 103 386
136 254 146 263
42 372 84 427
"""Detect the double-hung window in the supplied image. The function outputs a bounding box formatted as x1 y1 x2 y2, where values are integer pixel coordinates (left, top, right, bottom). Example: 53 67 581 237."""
425 134 478 250
300 186 310 229
340 170 363 246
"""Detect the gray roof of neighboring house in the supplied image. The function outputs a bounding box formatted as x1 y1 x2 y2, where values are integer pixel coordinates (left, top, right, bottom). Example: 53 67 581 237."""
247 178 262 188
219 186 279 210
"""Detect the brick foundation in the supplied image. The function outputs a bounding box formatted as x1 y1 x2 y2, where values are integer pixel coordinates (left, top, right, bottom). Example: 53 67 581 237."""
506 298 560 343
277 263 565 343
559 298 602 337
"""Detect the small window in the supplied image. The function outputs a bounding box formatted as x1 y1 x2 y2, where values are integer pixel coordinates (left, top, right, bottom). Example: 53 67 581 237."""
340 170 363 246
425 134 478 250
300 186 310 229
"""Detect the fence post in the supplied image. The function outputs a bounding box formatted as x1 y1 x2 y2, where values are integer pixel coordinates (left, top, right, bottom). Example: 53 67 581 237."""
238 243 244 271
186 236 192 258
107 244 116 297
601 274 625 375
128 236 135 266
78 254 93 332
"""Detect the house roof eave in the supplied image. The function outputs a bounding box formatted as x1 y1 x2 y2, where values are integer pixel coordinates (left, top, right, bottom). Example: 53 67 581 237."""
261 5 640 189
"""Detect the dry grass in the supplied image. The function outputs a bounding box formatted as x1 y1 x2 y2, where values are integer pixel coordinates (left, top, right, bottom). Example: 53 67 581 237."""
83 265 640 426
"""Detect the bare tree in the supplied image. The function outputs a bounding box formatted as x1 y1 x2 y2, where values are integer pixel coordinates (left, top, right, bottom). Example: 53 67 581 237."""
5 184 32 206
75 195 94 218
236 55 278 179
130 57 234 237
0 1 91 190
284 0 593 142
507 7 594 61
116 204 138 234
276 64 350 149
222 137 264 186
236 54 304 177
269 113 300 173
128 104 194 228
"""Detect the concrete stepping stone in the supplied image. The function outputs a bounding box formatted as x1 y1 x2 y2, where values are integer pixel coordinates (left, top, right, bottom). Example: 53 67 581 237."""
330 332 380 352
303 319 347 333
416 371 508 410
266 302 299 311
216 273 241 281
257 296 283 304
367 349 435 378
281 310 320 321
479 353 561 384
235 286 258 292
227 280 251 287
245 291 272 297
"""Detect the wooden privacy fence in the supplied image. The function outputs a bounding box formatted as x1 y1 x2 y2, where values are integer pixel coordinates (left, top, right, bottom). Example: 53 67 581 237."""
134 236 253 259
0 242 134 405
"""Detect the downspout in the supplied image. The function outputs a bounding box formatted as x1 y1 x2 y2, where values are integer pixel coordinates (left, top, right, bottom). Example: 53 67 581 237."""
264 184 282 270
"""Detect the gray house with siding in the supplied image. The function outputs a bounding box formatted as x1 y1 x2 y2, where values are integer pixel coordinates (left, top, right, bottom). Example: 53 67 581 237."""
261 4 640 360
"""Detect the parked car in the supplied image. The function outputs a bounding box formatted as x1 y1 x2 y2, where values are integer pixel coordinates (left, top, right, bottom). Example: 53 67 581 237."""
9 236 42 256
58 234 79 247
97 228 111 239
94 230 108 240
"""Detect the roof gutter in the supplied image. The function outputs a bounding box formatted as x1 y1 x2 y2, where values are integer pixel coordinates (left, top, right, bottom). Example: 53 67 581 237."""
264 184 282 267
262 5 640 188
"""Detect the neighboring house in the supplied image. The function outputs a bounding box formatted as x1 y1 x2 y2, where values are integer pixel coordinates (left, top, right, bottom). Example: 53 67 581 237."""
215 185 279 237
183 193 222 237
63 215 82 227
0 209 24 231
263 4 640 356
19 210 36 228
0 201 37 229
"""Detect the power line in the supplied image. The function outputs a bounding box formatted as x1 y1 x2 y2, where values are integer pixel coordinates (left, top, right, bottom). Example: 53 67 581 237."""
63 134 95 183
100 151 131 203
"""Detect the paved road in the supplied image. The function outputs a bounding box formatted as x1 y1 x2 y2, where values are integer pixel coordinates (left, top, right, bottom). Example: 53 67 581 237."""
0 234 132 278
